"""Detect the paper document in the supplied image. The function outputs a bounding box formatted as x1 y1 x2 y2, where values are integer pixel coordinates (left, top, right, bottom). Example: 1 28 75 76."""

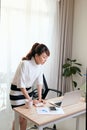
36 107 64 114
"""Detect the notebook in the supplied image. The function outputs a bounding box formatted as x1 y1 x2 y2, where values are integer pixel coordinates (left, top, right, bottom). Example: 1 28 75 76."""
54 90 82 107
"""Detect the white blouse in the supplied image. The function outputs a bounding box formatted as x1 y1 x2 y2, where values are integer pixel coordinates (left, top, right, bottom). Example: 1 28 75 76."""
12 58 43 88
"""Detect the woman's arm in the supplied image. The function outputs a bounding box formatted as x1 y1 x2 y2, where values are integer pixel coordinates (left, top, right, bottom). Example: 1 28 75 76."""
37 85 42 101
20 88 31 100
37 85 46 104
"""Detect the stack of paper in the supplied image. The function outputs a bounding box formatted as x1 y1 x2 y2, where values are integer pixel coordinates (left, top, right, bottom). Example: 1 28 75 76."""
36 107 64 114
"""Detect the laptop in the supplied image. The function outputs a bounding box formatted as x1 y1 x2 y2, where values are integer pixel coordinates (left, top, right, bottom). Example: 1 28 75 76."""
54 90 82 107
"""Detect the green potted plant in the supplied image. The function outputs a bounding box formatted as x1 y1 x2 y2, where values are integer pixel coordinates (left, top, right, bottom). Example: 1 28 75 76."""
62 58 82 89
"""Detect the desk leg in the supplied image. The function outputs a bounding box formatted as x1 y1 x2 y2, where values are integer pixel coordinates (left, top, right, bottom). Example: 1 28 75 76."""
76 117 80 130
14 112 19 130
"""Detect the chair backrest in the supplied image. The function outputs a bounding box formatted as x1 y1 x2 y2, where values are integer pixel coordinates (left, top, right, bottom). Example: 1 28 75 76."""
42 74 62 99
31 74 48 99
42 74 49 99
31 74 62 99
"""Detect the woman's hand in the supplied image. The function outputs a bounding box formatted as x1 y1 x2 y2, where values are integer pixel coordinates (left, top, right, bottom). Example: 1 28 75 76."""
33 99 39 105
33 99 46 105
38 99 46 104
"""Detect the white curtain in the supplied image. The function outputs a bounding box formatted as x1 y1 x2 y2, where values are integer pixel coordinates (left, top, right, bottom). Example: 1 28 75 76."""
0 0 59 94
0 1 60 128
0 0 1 20
57 0 74 94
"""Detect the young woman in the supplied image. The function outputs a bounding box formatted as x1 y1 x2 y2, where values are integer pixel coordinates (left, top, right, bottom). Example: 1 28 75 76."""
9 43 50 130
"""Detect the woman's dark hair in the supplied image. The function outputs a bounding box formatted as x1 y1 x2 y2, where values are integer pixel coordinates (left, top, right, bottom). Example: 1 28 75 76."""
22 43 50 60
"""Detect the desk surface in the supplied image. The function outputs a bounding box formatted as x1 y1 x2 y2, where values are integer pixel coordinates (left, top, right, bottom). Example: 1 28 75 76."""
14 97 86 126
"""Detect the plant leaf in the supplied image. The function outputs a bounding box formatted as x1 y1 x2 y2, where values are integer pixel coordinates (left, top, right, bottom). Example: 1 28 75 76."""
62 68 72 77
67 58 72 62
70 67 77 74
74 63 82 66
62 63 71 68
77 72 82 76
67 58 77 62
71 66 81 73
71 59 77 62
72 81 77 88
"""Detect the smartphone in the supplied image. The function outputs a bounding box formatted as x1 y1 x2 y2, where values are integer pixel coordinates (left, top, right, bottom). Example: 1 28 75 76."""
49 107 56 111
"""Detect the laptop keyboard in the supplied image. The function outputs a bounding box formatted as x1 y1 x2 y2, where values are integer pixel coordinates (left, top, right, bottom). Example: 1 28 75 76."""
55 101 62 107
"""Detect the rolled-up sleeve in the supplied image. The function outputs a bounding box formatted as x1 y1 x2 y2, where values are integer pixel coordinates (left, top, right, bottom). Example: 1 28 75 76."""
16 62 26 88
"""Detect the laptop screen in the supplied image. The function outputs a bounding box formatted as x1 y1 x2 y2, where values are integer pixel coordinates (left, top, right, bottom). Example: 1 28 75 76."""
55 90 82 107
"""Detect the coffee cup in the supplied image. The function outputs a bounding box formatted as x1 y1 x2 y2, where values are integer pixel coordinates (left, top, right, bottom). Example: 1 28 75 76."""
25 99 33 108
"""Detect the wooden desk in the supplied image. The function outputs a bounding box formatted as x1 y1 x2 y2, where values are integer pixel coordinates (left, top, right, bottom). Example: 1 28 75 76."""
13 97 86 130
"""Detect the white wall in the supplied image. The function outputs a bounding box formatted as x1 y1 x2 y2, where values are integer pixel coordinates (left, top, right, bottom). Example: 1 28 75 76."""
72 0 87 86
57 0 86 130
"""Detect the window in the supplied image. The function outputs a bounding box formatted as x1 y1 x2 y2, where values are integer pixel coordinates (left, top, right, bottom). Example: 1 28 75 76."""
0 0 59 88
